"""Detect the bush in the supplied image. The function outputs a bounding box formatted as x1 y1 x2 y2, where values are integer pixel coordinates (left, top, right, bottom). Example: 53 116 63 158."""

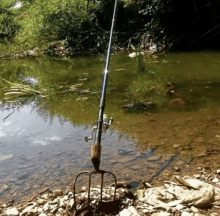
0 0 20 41
14 0 97 50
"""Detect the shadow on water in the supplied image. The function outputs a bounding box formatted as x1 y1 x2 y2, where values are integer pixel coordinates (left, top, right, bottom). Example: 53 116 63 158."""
0 51 220 202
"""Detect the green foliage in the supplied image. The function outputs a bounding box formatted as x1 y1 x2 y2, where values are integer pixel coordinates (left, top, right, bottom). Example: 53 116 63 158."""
1 0 98 53
0 0 20 41
1 0 220 55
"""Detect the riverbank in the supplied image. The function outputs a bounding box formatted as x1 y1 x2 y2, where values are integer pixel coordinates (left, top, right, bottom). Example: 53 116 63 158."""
1 166 220 216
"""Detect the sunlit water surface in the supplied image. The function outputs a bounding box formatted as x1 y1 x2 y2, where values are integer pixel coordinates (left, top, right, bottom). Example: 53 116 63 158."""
0 51 220 202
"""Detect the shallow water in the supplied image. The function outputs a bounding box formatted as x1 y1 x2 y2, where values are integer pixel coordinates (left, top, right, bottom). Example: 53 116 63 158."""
0 51 220 202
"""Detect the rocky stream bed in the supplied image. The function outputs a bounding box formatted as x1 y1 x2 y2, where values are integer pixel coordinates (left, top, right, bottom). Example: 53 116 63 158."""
1 164 220 216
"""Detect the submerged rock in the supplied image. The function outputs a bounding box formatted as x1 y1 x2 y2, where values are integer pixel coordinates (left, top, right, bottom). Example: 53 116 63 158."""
170 98 186 106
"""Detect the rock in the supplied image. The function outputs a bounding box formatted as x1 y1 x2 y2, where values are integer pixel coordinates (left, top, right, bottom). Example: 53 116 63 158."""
39 188 50 195
216 170 220 175
181 212 193 216
4 207 19 216
173 144 181 148
147 155 162 162
51 205 58 214
39 214 47 216
42 193 50 200
59 196 68 208
143 182 152 189
127 206 141 215
210 213 218 216
173 166 181 172
0 154 13 162
152 212 171 216
193 174 201 179
53 189 63 197
170 98 186 106
21 204 37 216
111 181 130 188
136 190 144 198
212 178 219 183
0 184 9 194
175 204 185 210
37 199 47 205
175 161 185 166
197 153 207 157
43 202 50 212
119 206 140 216
81 186 87 192
194 214 206 216
66 199 74 209
191 206 199 213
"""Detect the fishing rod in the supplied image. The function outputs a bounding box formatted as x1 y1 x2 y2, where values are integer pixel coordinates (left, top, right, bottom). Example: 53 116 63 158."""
73 0 118 209
90 0 118 170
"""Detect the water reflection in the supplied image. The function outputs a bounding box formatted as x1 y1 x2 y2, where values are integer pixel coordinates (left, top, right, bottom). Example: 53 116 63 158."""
1 52 220 202
0 103 169 202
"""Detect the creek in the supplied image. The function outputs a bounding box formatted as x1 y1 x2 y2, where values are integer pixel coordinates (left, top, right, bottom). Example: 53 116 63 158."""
0 51 220 202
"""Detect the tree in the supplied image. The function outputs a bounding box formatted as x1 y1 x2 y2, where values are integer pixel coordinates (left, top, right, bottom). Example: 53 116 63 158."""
0 0 20 41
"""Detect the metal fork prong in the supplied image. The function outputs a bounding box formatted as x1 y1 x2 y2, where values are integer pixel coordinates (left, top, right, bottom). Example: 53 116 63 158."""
101 173 104 202
105 171 117 201
88 173 92 205
73 171 89 207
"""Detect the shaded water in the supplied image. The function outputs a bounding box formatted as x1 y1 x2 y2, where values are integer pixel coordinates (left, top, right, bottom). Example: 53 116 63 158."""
0 51 220 202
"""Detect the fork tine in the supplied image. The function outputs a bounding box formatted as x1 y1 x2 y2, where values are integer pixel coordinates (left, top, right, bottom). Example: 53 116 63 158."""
101 172 104 202
88 172 92 205
73 171 88 208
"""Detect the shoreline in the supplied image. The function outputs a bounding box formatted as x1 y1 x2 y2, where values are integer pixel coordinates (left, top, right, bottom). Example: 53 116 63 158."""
1 165 220 216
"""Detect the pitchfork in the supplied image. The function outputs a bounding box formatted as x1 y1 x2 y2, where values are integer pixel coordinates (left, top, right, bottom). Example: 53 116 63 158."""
73 0 118 210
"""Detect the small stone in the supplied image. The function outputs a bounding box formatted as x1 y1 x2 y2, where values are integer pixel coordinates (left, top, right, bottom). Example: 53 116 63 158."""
197 153 207 157
51 205 58 214
212 178 219 183
136 190 144 198
210 212 218 216
0 184 9 194
42 193 49 200
191 206 199 213
119 206 141 216
37 199 47 205
175 204 185 210
21 205 37 216
39 188 50 195
152 212 171 216
147 155 162 162
217 170 220 175
43 202 50 212
194 214 206 216
66 199 74 209
81 186 87 192
53 189 63 197
143 182 152 188
193 174 201 179
4 207 19 216
173 144 181 148
176 161 185 166
181 212 193 216
173 166 181 172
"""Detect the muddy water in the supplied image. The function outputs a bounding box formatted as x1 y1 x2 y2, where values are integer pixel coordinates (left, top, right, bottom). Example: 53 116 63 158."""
0 51 220 202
